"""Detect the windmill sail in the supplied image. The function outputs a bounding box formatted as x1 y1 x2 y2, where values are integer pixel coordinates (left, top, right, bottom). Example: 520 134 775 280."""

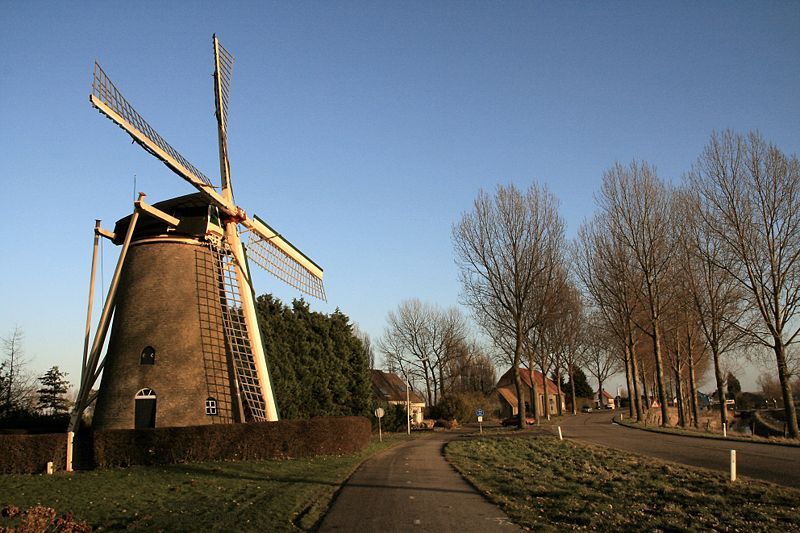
90 62 232 211
244 215 327 301
210 241 271 421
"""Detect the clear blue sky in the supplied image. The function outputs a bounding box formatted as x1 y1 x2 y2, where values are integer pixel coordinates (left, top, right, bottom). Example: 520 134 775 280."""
1 2 798 392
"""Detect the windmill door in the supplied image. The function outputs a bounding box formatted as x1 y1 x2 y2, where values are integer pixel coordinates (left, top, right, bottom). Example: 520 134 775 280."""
134 388 157 429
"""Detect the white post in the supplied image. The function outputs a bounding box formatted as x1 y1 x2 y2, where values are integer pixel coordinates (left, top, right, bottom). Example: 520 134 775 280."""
730 450 737 482
378 416 382 443
65 431 74 472
47 462 54 475
723 423 727 437
620 413 624 421
558 426 563 441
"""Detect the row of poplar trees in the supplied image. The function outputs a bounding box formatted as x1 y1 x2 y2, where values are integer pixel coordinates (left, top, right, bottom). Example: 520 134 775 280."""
453 130 800 437
256 295 372 420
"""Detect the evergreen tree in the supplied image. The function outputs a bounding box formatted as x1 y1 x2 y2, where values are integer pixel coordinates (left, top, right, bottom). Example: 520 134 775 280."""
36 366 70 415
566 366 594 398
256 294 372 419
726 372 742 399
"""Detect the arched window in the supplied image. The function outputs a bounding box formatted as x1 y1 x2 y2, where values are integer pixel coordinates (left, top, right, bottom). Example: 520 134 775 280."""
134 388 157 429
205 397 218 416
140 346 156 365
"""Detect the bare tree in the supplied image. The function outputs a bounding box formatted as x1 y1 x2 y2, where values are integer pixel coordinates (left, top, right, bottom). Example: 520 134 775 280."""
676 188 748 430
379 299 466 405
453 184 565 428
1 326 35 415
574 214 645 421
688 130 800 438
583 313 623 407
353 325 376 370
597 161 675 427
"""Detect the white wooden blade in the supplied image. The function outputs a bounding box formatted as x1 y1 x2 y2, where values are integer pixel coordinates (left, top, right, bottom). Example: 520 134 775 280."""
90 62 235 214
243 215 326 301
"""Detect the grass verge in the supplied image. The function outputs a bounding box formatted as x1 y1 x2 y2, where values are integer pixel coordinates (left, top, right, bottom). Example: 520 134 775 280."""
615 415 800 447
0 432 417 531
446 435 800 531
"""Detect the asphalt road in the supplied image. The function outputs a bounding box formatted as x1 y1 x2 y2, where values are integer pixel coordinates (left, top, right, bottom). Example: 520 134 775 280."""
557 411 800 488
318 431 520 532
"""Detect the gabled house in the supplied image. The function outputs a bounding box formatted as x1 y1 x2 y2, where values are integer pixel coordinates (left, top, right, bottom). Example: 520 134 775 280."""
496 367 565 418
371 369 426 424
595 390 615 409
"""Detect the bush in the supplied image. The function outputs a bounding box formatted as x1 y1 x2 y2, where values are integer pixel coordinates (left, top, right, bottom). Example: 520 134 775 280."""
370 402 408 432
0 433 66 474
93 416 370 467
429 392 494 424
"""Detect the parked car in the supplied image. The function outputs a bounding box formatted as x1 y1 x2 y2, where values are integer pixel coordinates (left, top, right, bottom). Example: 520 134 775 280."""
581 406 593 413
501 414 536 426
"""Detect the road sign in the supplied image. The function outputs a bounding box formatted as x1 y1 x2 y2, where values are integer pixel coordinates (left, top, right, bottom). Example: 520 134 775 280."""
477 416 483 423
476 408 484 417
374 407 385 418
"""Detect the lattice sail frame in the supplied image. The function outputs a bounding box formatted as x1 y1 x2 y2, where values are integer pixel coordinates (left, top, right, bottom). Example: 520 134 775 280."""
92 62 215 187
246 231 327 301
209 240 268 421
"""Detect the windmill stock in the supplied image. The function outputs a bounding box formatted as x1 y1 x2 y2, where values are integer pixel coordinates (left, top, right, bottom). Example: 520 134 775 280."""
66 35 326 470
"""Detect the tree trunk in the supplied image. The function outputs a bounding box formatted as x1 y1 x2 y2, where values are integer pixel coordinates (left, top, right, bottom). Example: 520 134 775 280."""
711 343 728 430
675 367 686 428
629 332 643 421
652 320 670 427
555 368 563 416
638 355 649 412
530 367 540 421
774 340 799 438
514 332 525 429
569 365 577 415
687 343 700 429
623 343 635 419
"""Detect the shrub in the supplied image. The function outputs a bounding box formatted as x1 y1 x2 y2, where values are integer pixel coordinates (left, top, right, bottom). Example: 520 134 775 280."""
0 433 66 474
93 416 370 467
429 392 493 423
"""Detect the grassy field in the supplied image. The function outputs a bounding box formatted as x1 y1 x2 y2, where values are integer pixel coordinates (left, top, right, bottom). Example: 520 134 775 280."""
0 432 416 531
446 434 800 531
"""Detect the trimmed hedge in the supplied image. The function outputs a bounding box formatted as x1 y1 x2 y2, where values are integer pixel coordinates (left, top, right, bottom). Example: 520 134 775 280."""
93 416 371 467
0 433 67 474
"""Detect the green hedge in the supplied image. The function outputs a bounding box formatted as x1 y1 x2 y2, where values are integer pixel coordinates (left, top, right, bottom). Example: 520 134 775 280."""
93 416 370 467
0 433 67 474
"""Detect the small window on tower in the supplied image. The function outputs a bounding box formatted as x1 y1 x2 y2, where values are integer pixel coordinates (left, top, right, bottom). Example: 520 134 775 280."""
140 346 156 365
205 397 218 416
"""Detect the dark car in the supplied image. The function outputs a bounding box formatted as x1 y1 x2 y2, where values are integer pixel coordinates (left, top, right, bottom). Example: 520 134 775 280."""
581 406 593 413
501 414 536 426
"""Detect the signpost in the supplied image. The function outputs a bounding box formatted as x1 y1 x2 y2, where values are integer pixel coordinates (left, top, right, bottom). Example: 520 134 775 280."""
375 407 385 442
477 408 484 433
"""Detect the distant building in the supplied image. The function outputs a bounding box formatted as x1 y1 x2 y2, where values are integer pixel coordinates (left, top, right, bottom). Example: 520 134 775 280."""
370 370 426 424
496 367 564 418
595 390 615 409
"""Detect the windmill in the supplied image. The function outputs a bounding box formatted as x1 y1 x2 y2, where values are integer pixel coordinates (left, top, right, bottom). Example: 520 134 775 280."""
66 35 325 468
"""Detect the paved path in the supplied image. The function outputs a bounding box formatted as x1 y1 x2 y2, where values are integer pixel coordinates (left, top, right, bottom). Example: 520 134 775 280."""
557 412 800 488
318 431 520 532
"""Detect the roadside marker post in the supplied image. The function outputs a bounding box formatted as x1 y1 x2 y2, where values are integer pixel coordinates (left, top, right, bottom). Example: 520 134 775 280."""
723 423 727 438
558 426 563 441
375 407 385 443
730 450 737 482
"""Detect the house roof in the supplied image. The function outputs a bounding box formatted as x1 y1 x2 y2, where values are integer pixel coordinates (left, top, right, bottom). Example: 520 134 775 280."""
598 390 614 400
497 367 562 395
371 370 426 404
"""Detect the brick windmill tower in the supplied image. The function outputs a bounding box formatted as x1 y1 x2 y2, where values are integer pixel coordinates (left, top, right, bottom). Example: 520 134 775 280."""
68 36 326 449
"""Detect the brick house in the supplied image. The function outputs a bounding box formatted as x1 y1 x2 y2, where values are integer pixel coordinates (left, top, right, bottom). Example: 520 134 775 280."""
371 370 426 424
497 367 565 418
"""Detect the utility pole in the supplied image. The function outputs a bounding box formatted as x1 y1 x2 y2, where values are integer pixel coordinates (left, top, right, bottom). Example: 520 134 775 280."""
406 379 411 435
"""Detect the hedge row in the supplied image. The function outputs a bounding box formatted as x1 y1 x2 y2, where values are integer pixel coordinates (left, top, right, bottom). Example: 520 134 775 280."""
93 416 371 467
0 433 66 474
0 417 370 473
